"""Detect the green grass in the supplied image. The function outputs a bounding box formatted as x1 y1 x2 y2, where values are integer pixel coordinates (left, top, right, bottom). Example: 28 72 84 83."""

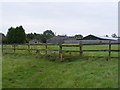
3 54 118 88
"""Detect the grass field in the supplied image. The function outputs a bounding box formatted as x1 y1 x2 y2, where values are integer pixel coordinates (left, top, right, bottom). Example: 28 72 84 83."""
3 54 118 88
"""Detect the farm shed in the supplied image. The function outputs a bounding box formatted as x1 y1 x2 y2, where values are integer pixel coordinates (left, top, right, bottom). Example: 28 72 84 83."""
64 36 81 43
47 35 68 43
81 34 118 43
29 39 41 44
82 34 117 40
64 40 81 43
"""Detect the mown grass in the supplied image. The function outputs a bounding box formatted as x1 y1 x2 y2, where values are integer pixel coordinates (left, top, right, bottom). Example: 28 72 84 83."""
3 54 118 88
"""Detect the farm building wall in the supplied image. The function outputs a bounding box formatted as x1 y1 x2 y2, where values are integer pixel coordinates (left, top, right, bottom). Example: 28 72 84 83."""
64 40 81 43
29 39 41 44
47 36 68 43
64 40 118 43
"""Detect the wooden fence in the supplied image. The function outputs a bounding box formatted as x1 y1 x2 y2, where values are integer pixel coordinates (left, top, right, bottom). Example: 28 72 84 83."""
2 41 120 61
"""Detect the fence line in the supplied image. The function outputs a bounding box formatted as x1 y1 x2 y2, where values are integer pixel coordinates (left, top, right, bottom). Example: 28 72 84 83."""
2 42 120 61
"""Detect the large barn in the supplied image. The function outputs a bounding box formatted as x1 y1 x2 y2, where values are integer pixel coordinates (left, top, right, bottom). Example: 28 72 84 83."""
47 35 80 43
47 35 68 43
82 34 117 40
81 34 118 43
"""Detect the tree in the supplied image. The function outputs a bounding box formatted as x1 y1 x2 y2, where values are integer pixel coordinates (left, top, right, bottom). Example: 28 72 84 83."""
1 33 7 44
6 26 26 44
6 27 16 43
43 30 55 43
105 35 109 37
26 33 34 40
111 33 117 38
43 30 55 39
74 34 83 39
0 33 7 44
26 30 55 43
39 34 46 43
16 26 26 43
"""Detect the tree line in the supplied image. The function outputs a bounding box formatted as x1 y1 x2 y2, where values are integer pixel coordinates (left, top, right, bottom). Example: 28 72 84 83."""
1 25 118 44
1 25 55 44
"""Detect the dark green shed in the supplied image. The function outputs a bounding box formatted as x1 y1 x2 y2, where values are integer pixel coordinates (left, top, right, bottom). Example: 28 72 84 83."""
82 35 113 40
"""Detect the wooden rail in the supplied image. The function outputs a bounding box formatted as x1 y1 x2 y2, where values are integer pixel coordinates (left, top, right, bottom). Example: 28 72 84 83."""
3 48 119 52
2 42 120 61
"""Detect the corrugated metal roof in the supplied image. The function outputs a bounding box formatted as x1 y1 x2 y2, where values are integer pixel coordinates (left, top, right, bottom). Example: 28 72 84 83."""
84 34 118 40
96 36 118 40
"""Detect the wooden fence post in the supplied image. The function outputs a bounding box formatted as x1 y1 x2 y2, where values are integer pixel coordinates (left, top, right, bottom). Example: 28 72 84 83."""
28 44 30 53
59 43 62 58
69 52 72 56
13 44 15 53
60 53 63 62
109 40 111 58
45 43 47 55
2 44 3 54
79 41 83 56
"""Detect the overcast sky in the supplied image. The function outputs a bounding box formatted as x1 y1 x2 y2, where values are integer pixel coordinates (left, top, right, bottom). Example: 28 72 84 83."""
0 1 118 37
